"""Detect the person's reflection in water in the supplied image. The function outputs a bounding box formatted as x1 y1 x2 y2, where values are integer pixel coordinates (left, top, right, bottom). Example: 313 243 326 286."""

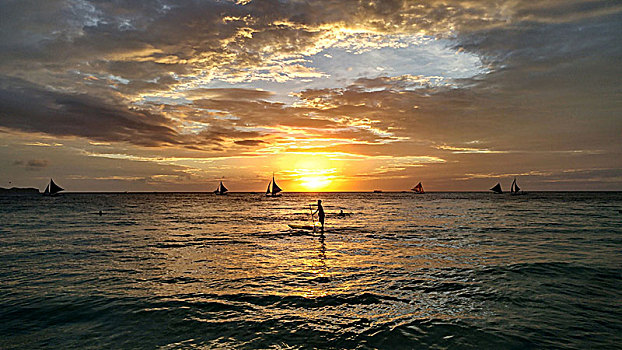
316 234 329 283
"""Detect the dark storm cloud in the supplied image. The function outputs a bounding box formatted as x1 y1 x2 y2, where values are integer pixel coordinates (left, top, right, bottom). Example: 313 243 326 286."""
0 77 285 149
0 76 181 147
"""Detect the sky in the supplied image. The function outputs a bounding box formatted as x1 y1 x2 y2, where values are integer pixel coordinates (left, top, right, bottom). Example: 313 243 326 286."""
1 0 621 192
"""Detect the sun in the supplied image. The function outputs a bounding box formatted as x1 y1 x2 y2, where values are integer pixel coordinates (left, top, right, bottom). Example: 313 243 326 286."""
301 175 331 191
278 156 339 191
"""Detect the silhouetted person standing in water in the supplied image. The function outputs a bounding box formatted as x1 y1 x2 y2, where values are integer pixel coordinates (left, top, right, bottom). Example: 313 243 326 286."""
313 199 325 233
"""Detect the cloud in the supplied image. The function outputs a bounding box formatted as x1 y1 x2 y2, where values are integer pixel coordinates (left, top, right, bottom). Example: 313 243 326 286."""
27 159 49 168
0 0 490 91
234 139 266 147
13 158 49 171
0 76 182 147
0 0 620 189
184 88 274 101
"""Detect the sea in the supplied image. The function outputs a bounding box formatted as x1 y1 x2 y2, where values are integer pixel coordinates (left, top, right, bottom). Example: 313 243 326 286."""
1 192 621 349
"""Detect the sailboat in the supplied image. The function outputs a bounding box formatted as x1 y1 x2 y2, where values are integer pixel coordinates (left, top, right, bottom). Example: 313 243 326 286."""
510 178 524 195
411 182 424 194
490 183 503 194
265 174 282 197
214 181 228 195
42 178 64 196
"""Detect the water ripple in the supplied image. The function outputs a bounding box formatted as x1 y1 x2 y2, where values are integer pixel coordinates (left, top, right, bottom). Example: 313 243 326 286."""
1 192 621 349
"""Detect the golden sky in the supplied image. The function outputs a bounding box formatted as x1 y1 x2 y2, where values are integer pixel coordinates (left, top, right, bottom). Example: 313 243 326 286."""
1 0 621 191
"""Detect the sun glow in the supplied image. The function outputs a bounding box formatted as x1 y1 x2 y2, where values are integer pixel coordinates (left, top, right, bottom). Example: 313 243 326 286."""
301 175 331 190
283 157 338 191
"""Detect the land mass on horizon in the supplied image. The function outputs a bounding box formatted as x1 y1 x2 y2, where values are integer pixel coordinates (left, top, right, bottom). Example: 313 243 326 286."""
0 187 40 195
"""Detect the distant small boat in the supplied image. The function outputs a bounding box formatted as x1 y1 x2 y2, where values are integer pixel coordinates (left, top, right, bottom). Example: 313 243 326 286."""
266 174 282 197
373 190 383 193
411 182 424 194
214 181 228 195
43 178 64 196
510 178 524 195
490 183 502 194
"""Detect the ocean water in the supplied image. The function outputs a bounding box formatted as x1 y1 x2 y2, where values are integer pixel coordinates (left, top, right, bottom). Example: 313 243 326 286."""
1 192 621 349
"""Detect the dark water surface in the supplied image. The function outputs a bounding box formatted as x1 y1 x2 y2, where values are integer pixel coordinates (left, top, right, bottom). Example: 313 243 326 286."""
1 192 621 349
